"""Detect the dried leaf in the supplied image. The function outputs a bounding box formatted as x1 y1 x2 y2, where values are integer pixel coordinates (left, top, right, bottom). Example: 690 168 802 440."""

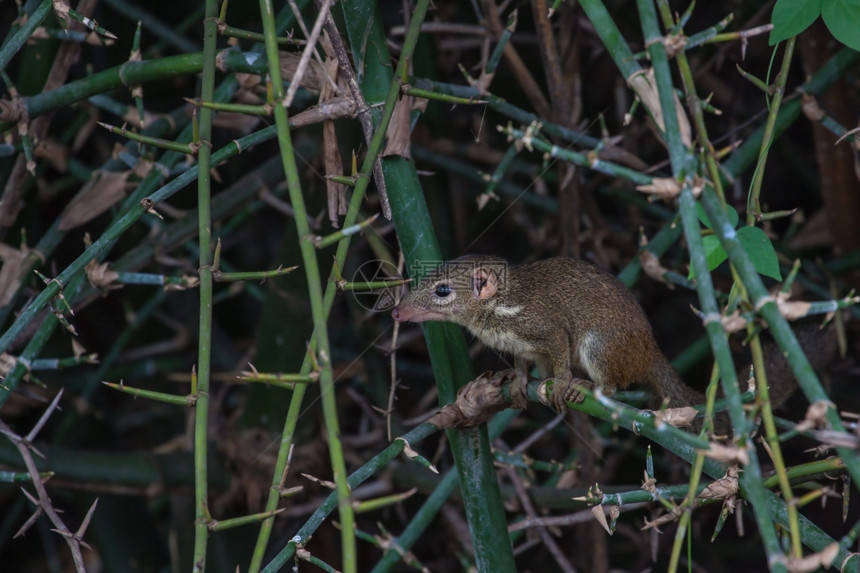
795 400 834 432
639 250 671 286
85 258 119 288
400 439 439 474
636 177 682 200
782 542 839 573
322 58 345 228
234 73 264 103
627 68 692 146
208 74 265 132
801 93 826 122
33 139 69 173
164 275 199 291
0 243 29 306
300 473 336 490
476 192 498 210
641 471 657 493
131 158 155 181
0 353 17 376
71 338 86 360
720 309 748 333
775 291 812 320
663 33 688 57
787 209 833 250
278 51 343 93
427 370 513 429
72 108 99 153
699 466 740 500
382 95 414 159
653 406 699 428
59 170 132 231
698 442 750 465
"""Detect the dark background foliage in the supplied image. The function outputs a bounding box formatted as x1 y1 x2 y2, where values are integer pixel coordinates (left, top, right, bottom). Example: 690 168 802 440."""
0 0 858 571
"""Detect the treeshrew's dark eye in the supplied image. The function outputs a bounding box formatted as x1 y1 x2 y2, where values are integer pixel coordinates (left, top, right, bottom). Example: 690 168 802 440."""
435 284 452 297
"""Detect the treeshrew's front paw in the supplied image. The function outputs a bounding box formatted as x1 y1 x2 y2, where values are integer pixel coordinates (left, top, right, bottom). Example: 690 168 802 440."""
548 377 596 413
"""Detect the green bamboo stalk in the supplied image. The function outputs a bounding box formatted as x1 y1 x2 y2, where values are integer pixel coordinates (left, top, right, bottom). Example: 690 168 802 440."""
637 4 786 568
338 0 517 568
207 509 285 532
248 15 411 573
370 411 517 572
684 13 734 50
0 23 294 351
96 122 195 154
679 187 790 569
639 7 724 569
0 123 284 407
312 214 379 249
700 187 860 491
0 439 231 489
190 1 219 570
0 469 52 483
29 354 97 370
549 380 856 564
3 153 280 417
252 0 518 569
401 87 487 105
411 145 559 211
0 54 209 133
101 0 200 53
261 423 439 570
102 382 194 406
661 6 805 554
214 266 298 282
337 279 411 291
218 23 306 46
749 332 803 557
638 0 686 172
721 46 857 180
746 38 796 223
661 9 726 203
410 76 600 147
257 0 356 570
0 0 53 73
578 0 639 79
502 124 652 184
54 291 166 439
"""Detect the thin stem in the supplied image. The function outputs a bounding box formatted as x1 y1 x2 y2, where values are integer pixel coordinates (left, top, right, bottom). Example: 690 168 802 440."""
749 333 802 557
746 38 796 223
190 1 219 570
257 0 355 570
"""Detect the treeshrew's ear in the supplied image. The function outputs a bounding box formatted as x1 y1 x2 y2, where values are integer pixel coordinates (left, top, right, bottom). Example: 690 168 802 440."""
471 267 498 300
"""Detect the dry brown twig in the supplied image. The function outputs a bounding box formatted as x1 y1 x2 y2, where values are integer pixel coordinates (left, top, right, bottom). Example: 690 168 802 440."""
319 1 391 219
0 389 97 573
503 465 576 573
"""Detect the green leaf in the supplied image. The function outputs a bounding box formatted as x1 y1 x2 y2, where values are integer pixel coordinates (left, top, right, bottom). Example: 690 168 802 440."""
689 234 728 279
822 0 860 51
737 226 782 280
769 0 822 45
697 202 739 230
